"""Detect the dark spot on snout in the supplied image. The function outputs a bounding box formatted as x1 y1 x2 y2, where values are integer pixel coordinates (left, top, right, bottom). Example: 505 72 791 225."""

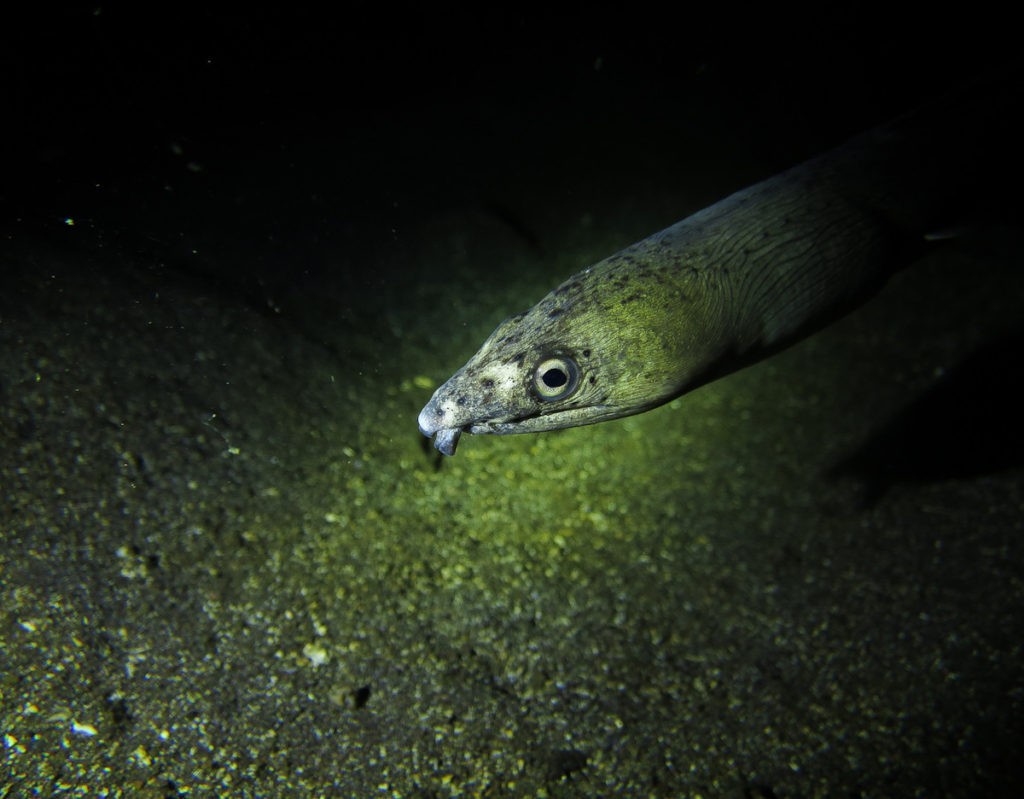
481 379 494 389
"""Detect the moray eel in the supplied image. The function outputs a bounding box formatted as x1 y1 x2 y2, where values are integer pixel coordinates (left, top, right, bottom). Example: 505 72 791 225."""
418 77 1019 455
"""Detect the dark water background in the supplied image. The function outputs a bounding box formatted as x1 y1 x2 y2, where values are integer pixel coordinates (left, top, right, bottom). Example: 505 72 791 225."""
2 7 1022 797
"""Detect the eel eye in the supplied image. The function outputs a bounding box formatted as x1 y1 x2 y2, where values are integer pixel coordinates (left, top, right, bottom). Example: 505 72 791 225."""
532 355 580 401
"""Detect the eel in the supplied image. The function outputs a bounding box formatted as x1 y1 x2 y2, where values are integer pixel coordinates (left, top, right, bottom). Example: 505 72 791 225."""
418 76 1020 456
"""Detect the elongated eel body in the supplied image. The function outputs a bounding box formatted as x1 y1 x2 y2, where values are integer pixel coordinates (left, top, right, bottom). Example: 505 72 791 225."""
418 76 1020 455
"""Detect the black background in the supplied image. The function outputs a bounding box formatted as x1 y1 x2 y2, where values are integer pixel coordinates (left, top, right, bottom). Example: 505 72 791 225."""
3 6 1017 294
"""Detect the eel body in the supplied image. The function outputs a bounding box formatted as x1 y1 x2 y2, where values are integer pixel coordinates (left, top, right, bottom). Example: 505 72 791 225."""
418 78 1018 455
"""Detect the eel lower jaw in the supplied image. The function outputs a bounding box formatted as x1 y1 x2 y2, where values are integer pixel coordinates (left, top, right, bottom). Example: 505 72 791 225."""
430 427 462 456
468 404 616 436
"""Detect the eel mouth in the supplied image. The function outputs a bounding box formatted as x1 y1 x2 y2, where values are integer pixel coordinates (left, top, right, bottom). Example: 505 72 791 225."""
417 402 464 455
468 403 615 436
418 393 615 454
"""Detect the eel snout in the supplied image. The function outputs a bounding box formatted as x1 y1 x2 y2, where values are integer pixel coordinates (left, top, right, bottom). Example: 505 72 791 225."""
417 402 463 455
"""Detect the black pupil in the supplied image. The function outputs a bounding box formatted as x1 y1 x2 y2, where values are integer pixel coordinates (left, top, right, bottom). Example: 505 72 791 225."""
542 368 567 388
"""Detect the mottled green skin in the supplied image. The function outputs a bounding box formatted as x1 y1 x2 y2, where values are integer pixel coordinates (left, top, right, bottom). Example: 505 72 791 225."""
418 81 1009 455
